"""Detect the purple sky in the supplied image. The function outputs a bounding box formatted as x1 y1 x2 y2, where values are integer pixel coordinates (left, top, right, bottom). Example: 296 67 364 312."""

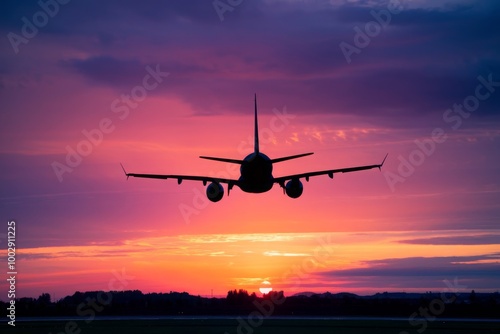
0 0 499 299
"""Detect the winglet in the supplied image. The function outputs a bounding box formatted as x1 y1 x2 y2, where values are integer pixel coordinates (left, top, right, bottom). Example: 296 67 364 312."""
378 154 388 171
120 163 130 180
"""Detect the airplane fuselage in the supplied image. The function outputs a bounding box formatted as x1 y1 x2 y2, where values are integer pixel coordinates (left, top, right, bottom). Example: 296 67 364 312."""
238 152 274 193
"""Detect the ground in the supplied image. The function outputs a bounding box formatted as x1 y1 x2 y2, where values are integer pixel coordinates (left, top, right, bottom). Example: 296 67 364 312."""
3 318 500 334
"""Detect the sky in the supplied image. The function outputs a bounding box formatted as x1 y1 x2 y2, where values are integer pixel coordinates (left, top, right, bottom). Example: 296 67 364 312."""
0 0 499 301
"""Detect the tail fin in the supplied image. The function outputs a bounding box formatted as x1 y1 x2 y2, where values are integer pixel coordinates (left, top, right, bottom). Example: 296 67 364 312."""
254 93 259 154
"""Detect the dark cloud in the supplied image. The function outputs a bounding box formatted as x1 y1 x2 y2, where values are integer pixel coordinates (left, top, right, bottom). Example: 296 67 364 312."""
319 255 500 278
399 234 500 245
31 0 497 122
63 56 144 88
0 0 227 30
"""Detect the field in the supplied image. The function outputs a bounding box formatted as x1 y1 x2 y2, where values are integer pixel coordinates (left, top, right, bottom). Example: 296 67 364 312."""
4 318 500 334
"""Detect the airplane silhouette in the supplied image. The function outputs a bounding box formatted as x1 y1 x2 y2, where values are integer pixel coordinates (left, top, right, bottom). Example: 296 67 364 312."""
121 95 387 202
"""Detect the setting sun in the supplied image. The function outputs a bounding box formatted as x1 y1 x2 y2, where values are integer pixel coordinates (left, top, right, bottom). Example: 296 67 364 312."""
259 281 273 295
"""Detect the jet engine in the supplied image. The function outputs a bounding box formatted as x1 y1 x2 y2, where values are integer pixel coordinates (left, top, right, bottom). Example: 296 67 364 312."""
285 179 303 199
206 182 224 202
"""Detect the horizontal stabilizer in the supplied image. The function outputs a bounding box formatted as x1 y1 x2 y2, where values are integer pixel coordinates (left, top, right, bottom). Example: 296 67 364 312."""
271 152 314 163
199 156 245 164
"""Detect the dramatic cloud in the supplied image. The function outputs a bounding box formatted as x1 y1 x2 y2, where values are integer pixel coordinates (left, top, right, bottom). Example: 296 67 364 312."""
0 0 499 298
316 254 500 291
399 234 500 245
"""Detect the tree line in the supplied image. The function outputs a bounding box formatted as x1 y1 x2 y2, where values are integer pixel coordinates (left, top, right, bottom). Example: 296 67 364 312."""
2 289 499 318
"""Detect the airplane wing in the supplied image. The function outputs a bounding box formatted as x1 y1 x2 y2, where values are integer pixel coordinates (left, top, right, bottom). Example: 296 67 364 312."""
273 154 388 186
120 164 238 186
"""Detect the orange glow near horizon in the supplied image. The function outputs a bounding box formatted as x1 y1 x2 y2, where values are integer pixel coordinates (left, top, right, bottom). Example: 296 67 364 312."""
7 230 498 300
